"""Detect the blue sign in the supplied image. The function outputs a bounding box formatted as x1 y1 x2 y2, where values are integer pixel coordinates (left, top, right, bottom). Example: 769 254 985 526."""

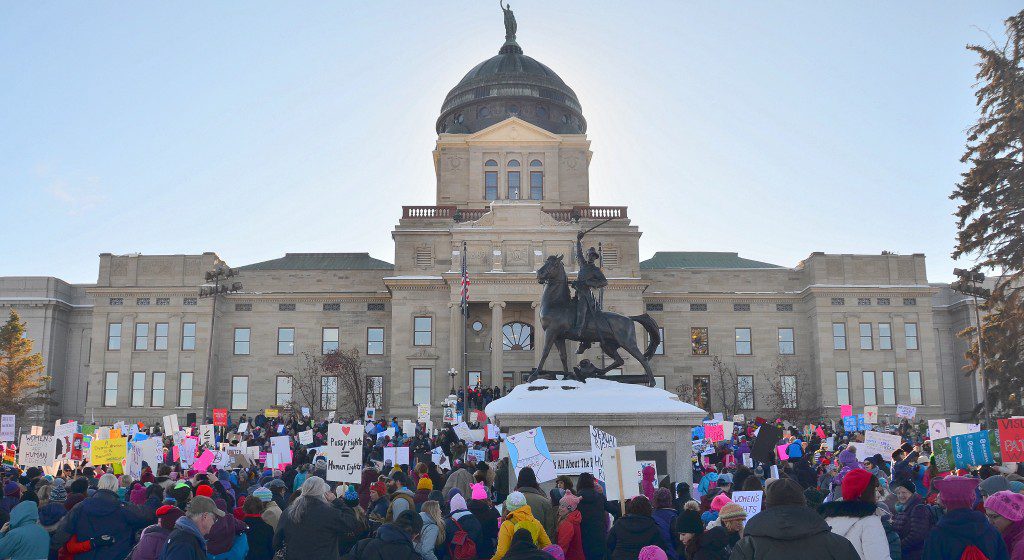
843 415 858 432
856 414 871 432
692 426 705 440
952 430 996 468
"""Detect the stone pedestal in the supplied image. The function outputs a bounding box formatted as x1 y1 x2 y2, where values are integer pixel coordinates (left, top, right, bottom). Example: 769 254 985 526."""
484 379 706 485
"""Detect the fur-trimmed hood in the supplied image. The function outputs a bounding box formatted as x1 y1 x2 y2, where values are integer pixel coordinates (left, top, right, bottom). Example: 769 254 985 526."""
818 500 877 519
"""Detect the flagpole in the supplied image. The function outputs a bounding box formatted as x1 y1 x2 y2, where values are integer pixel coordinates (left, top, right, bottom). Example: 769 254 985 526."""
461 241 469 423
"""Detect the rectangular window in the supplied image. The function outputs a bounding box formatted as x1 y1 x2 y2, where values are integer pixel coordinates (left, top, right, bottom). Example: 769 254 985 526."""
781 375 798 409
778 328 795 355
859 323 873 350
182 323 196 351
234 328 250 355
322 327 339 354
151 372 165 407
879 323 892 350
132 372 146 407
155 323 169 350
833 323 846 350
735 328 751 355
836 371 850 405
367 328 385 355
530 171 543 200
653 327 664 355
320 376 337 410
367 376 384 409
908 371 923 405
134 323 149 351
414 317 432 346
469 371 482 388
485 171 498 200
108 323 122 351
863 371 876 406
693 375 710 409
905 323 919 350
277 327 295 355
653 376 666 390
231 376 248 410
507 170 520 199
738 375 754 409
104 371 118 406
882 371 895 405
276 376 292 407
690 303 708 312
179 372 193 407
691 327 709 355
413 368 431 405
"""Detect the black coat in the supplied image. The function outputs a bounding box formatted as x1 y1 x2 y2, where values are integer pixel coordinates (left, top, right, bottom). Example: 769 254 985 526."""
577 489 609 560
243 515 276 560
56 489 153 560
344 524 422 560
729 505 861 560
469 500 500 558
606 514 668 560
273 498 359 560
445 511 484 560
689 525 729 560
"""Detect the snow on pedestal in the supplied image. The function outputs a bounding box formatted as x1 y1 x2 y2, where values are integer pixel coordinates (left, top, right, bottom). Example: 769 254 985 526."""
484 378 704 417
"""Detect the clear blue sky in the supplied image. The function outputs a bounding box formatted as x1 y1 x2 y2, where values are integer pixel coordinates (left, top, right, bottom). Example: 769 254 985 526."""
2 2 1018 284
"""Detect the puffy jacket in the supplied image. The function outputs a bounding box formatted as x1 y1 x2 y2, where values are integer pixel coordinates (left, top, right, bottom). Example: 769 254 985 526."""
273 497 359 560
606 514 668 560
468 499 499 558
160 516 207 560
343 523 420 560
494 506 551 560
0 501 50 560
415 512 441 560
56 488 152 560
818 500 892 560
730 504 861 560
891 494 932 560
651 508 678 560
242 514 275 560
555 510 585 560
577 489 608 560
444 509 483 560
131 524 172 560
208 535 249 560
922 508 1008 560
519 487 556 538
260 502 282 531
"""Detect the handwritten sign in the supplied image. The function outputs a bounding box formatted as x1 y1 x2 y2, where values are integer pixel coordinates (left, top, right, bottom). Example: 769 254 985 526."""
896 405 917 419
325 423 364 483
863 406 878 425
298 430 313 446
506 427 556 483
858 431 903 461
383 446 411 466
0 415 15 442
199 425 216 448
705 424 725 442
731 491 762 525
932 438 955 472
163 414 179 435
948 422 980 436
417 403 431 422
213 409 228 427
91 437 127 465
928 419 948 440
590 425 618 484
264 408 279 418
998 418 1024 462
840 404 853 418
18 434 55 467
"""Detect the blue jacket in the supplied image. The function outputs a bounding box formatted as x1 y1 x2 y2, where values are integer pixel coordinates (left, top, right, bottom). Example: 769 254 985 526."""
0 501 50 560
922 508 1008 560
160 516 207 560
697 473 719 497
208 533 248 560
56 488 153 560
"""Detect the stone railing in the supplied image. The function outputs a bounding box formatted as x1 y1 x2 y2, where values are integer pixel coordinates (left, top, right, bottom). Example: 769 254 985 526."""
402 205 457 219
403 205 628 222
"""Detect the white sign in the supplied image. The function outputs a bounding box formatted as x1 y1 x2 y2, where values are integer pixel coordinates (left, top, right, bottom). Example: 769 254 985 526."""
731 490 763 525
298 430 313 446
30 426 43 436
384 446 411 466
431 447 451 470
863 406 879 425
769 465 780 479
163 414 179 435
417 404 431 423
325 423 364 483
301 407 310 418
19 434 55 467
402 420 415 435
54 422 77 462
237 422 249 434
453 422 473 442
601 445 640 502
0 415 15 442
589 425 618 483
732 414 745 423
713 413 724 422
857 430 904 461
375 427 396 440
552 451 596 476
505 427 556 483
928 419 948 440
179 438 198 469
270 435 290 458
485 424 501 440
199 424 216 447
896 405 917 419
948 422 980 436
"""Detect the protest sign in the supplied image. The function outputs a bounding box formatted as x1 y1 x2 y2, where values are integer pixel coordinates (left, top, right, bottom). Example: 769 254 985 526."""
364 407 376 421
948 422 980 436
298 430 313 446
552 451 596 476
163 414 179 435
485 424 501 440
951 430 998 468
213 409 228 427
590 425 618 483
325 423 364 483
896 405 917 419
928 419 948 440
998 418 1024 462
713 412 724 422
843 415 858 432
54 422 77 462
815 425 827 439
179 438 198 469
601 445 640 502
417 403 431 422
30 426 43 436
732 414 745 423
237 422 248 434
856 414 869 431
731 491 763 525
506 427 556 483
199 425 216 447
301 407 310 418
863 406 878 425
431 447 451 470
750 423 782 464
264 408 279 418
375 427 396 440
776 443 790 460
71 433 84 461
442 407 456 423
932 438 955 472
705 424 725 442
468 449 487 463
270 435 290 457
0 415 15 442
453 422 473 442
91 437 127 465
637 460 657 485
858 431 903 461
691 426 705 440
383 446 411 466
193 450 216 472
840 404 853 418
402 420 415 435
18 434 55 467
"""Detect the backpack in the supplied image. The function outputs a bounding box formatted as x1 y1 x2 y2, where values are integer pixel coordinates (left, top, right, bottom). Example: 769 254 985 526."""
448 518 477 560
961 544 989 560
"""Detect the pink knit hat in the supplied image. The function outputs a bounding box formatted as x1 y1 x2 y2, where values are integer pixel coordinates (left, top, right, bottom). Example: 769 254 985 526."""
934 476 981 510
985 490 1024 522
710 493 732 512
559 492 582 513
471 482 488 501
639 545 669 560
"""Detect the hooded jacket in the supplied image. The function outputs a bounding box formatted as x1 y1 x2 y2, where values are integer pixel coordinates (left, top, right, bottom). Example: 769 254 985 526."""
445 509 484 560
690 525 730 560
730 504 861 560
651 508 678 560
273 497 358 560
818 500 892 560
242 513 275 560
161 515 207 560
131 524 172 560
0 501 50 560
56 488 152 560
468 499 500 558
494 505 551 560
519 486 556 538
922 508 1009 560
503 528 555 560
556 509 585 560
343 523 420 560
606 514 668 560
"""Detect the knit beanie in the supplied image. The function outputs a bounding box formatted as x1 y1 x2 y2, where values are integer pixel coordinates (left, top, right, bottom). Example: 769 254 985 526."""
543 545 566 560
4 481 20 498
934 476 981 510
985 490 1024 522
675 509 703 533
471 482 488 501
559 492 582 513
195 484 214 498
370 481 387 497
505 491 527 512
764 478 805 508
417 477 433 491
893 479 916 494
1010 481 1024 494
343 486 359 506
638 545 669 560
710 493 732 512
49 479 68 503
841 469 873 501
980 475 1010 496
156 505 185 531
252 487 273 503
652 487 673 509
450 493 468 512
718 502 747 523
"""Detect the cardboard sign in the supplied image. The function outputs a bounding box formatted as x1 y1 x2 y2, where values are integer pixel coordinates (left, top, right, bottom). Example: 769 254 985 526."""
840 404 853 418
417 403 431 422
928 419 948 440
0 415 15 442
731 491 763 525
590 425 618 483
552 451 596 476
91 437 127 465
863 406 878 425
506 427 556 483
384 446 411 466
601 445 640 502
997 418 1024 462
431 447 451 470
213 409 228 427
18 434 55 467
325 423 364 483
896 405 917 419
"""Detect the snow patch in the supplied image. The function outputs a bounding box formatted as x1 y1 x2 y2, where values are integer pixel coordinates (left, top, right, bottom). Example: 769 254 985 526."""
484 378 705 417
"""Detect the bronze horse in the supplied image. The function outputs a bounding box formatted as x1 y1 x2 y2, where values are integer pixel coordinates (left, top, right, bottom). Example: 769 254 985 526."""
529 254 660 387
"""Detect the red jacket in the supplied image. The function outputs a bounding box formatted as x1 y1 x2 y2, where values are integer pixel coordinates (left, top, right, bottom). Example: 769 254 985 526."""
556 510 585 560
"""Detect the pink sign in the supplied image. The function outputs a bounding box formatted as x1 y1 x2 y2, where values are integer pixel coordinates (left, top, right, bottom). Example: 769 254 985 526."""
193 449 215 472
705 424 725 442
776 444 790 460
816 426 826 438
840 405 853 418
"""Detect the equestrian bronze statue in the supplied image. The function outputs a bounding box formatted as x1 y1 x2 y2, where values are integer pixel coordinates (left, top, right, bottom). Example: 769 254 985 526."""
529 230 661 387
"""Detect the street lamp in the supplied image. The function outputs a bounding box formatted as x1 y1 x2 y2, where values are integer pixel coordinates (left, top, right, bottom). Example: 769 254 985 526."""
952 268 991 426
448 368 458 395
199 265 243 424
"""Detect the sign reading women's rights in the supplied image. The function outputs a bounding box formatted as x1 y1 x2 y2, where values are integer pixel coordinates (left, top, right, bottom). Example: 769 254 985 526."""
18 434 55 467
325 423 364 483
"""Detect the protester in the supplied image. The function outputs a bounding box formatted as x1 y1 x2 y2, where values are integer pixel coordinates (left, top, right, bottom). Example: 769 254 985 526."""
0 500 50 560
240 498 274 560
555 492 584 560
273 476 358 560
607 495 669 560
985 490 1024 559
415 478 433 509
468 485 500 558
650 489 678 560
891 479 931 560
132 505 184 560
445 493 484 560
502 528 556 560
818 468 892 560
575 473 609 560
415 500 445 560
55 473 152 560
344 509 423 560
517 467 557 538
493 491 551 560
923 476 1008 560
161 496 225 560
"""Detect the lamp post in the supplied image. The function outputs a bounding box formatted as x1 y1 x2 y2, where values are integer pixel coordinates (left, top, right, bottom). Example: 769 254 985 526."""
952 268 991 426
198 265 242 425
448 368 458 395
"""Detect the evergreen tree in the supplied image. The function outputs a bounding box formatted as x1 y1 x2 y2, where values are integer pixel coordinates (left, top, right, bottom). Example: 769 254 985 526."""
0 310 55 416
952 10 1024 417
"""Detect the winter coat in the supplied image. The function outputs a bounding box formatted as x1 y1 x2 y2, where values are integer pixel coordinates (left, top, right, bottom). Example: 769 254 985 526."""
208 534 249 560
834 449 860 487
1001 520 1024 560
415 512 441 560
891 494 931 560
38 501 67 528
468 499 499 558
652 508 678 560
207 512 248 556
414 489 432 510
519 487 556 538
0 501 50 560
730 504 861 560
444 509 483 560
132 524 172 560
690 525 729 560
606 514 668 560
273 497 359 560
160 516 208 560
697 473 719 497
502 531 554 560
55 488 153 560
556 510 585 560
242 514 275 560
818 500 892 560
577 489 608 560
921 508 1008 560
443 470 475 502
642 466 657 502
343 523 421 560
493 506 551 560
260 501 281 531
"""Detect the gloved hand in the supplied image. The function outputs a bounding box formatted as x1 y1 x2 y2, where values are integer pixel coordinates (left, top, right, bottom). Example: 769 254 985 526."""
90 535 115 548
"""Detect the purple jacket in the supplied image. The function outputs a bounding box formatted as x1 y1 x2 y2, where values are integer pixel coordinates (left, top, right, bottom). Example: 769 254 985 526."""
131 524 171 560
834 448 860 487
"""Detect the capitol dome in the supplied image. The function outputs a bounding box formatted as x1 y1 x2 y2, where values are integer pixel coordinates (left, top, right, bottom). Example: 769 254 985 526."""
435 10 586 135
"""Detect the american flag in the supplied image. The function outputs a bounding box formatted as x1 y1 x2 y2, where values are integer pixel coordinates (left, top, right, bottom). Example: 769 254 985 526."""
460 241 470 317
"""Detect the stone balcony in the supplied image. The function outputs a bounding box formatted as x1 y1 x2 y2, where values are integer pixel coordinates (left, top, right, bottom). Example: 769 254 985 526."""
401 205 628 222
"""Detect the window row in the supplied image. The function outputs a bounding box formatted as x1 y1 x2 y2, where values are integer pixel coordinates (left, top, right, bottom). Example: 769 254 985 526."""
690 374 798 411
832 322 918 351
835 370 923 406
109 297 186 307
483 159 544 201
271 375 384 411
109 322 196 351
105 371 193 408
230 327 385 356
655 327 798 356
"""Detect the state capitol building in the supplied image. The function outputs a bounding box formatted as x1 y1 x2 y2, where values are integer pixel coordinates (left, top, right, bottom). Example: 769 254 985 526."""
0 12 985 427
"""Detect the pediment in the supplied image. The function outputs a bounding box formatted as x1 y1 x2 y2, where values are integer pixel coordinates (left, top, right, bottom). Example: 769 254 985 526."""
467 117 562 144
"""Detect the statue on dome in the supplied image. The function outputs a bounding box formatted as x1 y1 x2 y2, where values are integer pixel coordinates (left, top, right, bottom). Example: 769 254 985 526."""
501 1 517 41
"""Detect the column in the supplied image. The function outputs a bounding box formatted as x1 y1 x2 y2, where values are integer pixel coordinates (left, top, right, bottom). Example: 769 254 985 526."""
490 301 505 384
532 301 544 366
448 302 462 381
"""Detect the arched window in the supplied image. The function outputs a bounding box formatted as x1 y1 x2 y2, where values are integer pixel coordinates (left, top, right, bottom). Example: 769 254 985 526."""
502 322 533 351
530 159 543 167
507 160 520 167
485 159 498 167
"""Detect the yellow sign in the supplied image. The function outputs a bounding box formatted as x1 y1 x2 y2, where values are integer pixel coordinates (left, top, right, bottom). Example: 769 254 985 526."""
265 408 279 418
91 437 127 465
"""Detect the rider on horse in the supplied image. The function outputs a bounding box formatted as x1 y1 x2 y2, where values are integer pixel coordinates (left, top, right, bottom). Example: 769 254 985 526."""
569 230 608 352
